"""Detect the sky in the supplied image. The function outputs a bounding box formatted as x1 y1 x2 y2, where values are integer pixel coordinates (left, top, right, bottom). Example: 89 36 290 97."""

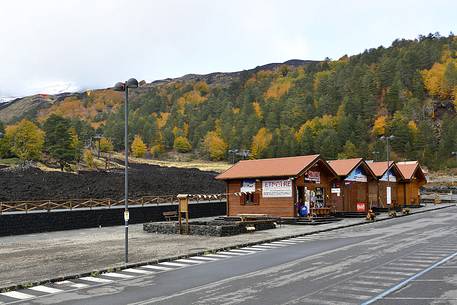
0 0 456 98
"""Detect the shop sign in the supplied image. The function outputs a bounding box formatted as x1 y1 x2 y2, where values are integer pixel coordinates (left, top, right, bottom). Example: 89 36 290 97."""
356 203 366 212
241 179 256 193
262 179 292 198
345 166 367 182
305 171 321 183
331 188 341 196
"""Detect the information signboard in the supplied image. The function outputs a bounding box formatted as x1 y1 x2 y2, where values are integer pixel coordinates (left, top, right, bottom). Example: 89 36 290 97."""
262 180 292 198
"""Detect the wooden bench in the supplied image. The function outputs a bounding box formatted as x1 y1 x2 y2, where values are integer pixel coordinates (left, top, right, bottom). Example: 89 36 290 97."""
163 211 178 221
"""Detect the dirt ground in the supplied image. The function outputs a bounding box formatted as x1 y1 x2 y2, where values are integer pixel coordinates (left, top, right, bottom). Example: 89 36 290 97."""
0 162 225 201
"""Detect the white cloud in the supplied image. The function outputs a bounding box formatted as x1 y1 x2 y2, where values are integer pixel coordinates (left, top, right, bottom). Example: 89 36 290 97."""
0 0 455 97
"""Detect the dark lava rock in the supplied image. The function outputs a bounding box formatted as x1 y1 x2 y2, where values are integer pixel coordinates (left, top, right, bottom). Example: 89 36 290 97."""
0 163 225 201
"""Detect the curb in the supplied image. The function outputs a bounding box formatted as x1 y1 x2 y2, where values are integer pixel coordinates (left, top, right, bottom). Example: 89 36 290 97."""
1 203 454 293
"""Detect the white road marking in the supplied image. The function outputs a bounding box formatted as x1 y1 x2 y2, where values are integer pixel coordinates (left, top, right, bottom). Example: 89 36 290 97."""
398 259 437 263
409 255 445 259
250 245 278 249
176 259 204 264
361 251 457 305
142 265 173 271
227 249 256 254
273 239 297 245
55 280 89 288
299 298 354 305
190 256 219 261
79 276 113 283
351 280 393 288
374 270 414 276
204 254 230 258
338 285 384 293
271 241 296 245
123 268 153 274
262 243 287 247
240 247 266 251
359 275 404 281
0 291 35 300
382 266 423 272
218 251 246 256
101 272 134 279
29 285 63 294
390 262 430 268
325 291 371 300
159 262 190 267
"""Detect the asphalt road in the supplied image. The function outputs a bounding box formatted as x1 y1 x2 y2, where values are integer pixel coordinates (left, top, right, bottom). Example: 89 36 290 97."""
2 206 456 305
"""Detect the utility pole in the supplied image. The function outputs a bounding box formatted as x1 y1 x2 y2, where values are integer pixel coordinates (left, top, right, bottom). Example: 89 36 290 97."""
380 135 394 210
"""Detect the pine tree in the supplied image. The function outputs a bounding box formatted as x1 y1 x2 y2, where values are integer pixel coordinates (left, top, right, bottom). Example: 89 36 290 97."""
43 115 75 171
338 140 358 159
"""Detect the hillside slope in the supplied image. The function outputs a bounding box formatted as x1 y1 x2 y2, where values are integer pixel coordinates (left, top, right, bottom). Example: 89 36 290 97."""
1 33 457 170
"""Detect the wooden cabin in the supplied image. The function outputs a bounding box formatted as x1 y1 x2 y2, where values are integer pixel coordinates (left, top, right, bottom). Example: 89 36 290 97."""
215 154 338 218
327 158 377 213
367 161 404 209
396 161 427 207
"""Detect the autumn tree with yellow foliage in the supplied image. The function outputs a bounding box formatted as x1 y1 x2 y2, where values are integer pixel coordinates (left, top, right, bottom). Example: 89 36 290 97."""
131 135 147 158
203 131 228 160
5 119 44 162
250 128 272 159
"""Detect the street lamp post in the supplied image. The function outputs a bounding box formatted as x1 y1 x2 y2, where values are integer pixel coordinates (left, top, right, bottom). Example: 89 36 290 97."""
113 78 138 264
228 149 238 164
0 132 3 160
380 135 395 210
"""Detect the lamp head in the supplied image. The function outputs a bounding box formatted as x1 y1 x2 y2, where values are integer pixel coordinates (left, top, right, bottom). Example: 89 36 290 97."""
126 78 139 88
113 82 126 92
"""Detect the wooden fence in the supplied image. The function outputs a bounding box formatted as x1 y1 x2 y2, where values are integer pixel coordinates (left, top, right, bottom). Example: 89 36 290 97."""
0 194 226 214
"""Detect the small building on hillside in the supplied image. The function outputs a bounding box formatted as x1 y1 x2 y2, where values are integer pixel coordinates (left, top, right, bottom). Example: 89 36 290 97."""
367 161 404 209
327 158 377 213
215 155 338 218
396 161 427 207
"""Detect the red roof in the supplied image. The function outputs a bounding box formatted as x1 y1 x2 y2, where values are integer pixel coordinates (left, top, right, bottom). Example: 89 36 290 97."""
327 158 363 176
396 161 426 181
366 161 403 179
216 155 322 180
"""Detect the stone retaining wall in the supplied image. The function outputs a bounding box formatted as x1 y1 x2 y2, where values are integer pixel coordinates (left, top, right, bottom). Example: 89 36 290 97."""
143 220 276 237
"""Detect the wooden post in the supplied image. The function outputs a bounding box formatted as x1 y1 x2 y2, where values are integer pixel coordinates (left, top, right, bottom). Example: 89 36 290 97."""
177 194 189 234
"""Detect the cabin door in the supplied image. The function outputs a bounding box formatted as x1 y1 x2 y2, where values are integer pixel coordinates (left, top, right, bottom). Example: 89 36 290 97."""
330 182 343 212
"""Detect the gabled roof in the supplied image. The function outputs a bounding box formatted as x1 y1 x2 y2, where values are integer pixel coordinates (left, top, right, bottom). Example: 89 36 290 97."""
328 158 362 176
216 154 332 180
396 161 427 181
328 158 376 179
366 161 404 179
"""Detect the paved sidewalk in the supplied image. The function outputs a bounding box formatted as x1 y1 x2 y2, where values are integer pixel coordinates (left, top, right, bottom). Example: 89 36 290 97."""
0 203 453 290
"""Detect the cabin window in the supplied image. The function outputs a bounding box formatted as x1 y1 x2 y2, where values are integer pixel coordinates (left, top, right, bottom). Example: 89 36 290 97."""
240 192 259 205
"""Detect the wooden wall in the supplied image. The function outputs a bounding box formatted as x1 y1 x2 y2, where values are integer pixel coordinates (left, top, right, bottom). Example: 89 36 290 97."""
399 179 426 206
341 182 369 212
376 181 399 208
226 179 294 217
225 160 335 217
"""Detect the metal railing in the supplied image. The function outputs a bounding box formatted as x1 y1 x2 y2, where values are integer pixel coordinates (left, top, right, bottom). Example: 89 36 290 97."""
0 194 226 214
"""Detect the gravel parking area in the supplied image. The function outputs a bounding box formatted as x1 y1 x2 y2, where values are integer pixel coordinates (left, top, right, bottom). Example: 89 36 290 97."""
0 203 453 289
